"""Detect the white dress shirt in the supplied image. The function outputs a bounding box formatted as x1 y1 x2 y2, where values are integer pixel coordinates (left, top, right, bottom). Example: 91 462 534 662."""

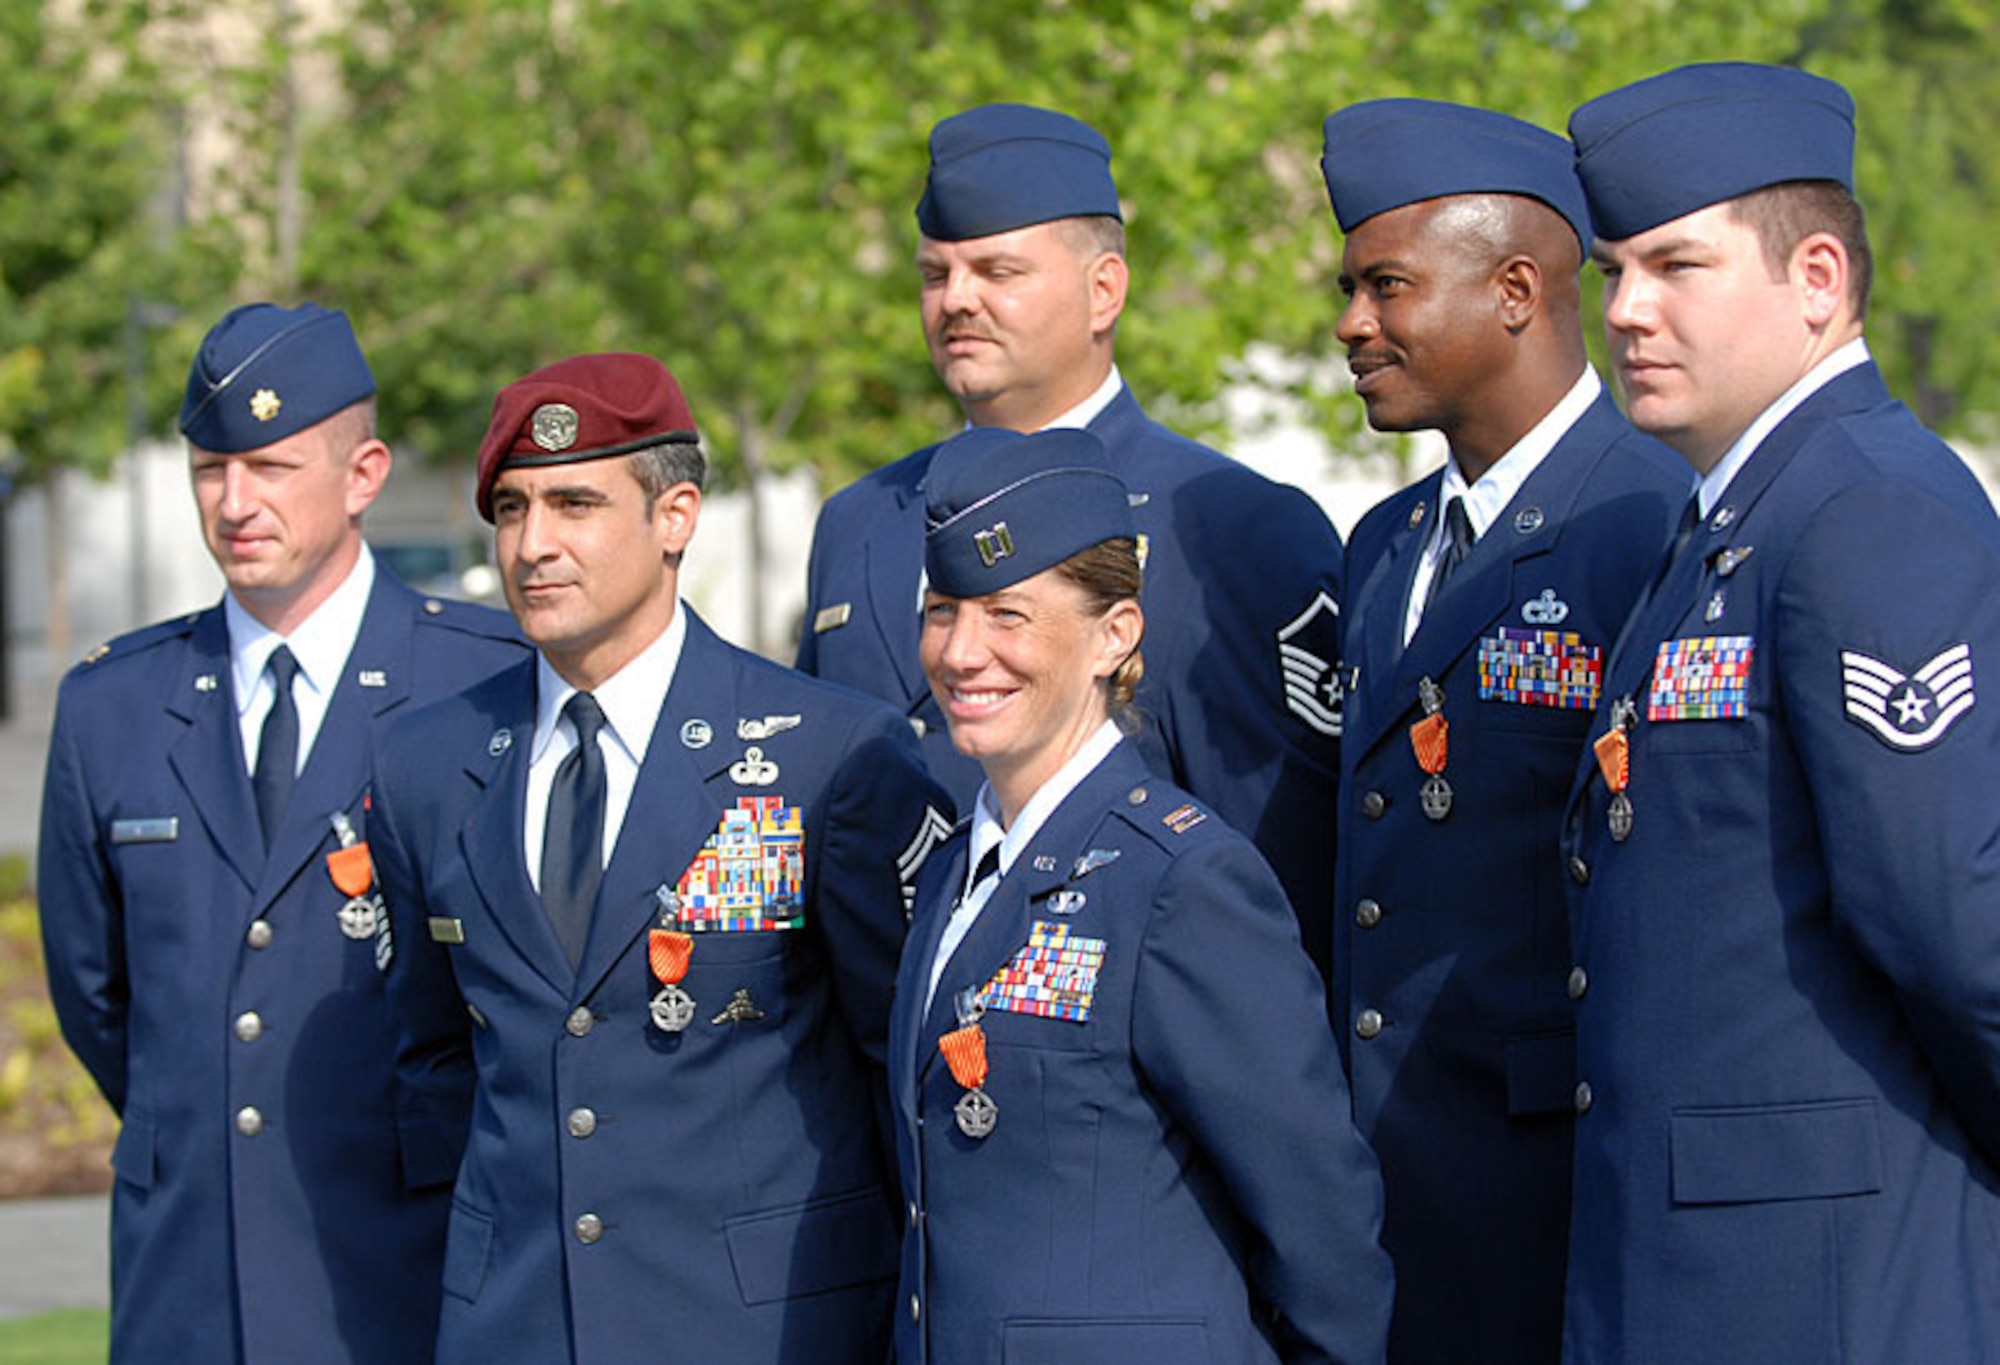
229 545 377 776
1404 368 1603 644
924 719 1123 1012
523 603 688 889
1698 338 1870 518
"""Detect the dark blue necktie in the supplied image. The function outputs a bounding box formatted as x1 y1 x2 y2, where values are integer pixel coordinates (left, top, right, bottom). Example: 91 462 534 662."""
1423 495 1476 611
542 693 608 967
252 646 300 848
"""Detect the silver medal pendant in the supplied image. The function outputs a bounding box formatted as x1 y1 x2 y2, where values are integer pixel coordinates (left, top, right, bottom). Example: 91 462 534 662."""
954 1087 998 1139
649 984 698 1033
1420 773 1454 822
1608 792 1634 843
337 894 381 940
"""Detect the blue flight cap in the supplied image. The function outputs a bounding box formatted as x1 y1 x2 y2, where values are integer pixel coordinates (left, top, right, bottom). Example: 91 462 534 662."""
924 427 1134 598
179 302 376 453
916 103 1121 241
1570 62 1856 241
1321 98 1592 249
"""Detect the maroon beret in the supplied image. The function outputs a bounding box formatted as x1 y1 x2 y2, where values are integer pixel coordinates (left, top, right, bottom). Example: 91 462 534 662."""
474 352 698 520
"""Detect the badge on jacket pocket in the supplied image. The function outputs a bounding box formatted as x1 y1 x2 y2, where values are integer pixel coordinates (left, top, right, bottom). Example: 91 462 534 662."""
674 796 806 931
980 921 1106 1023
1478 627 1602 710
1649 635 1753 721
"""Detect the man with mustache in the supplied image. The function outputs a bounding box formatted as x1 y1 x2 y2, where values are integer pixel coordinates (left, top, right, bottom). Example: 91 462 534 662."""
798 103 1347 972
1317 99 1685 1363
369 352 948 1363
1560 63 2000 1361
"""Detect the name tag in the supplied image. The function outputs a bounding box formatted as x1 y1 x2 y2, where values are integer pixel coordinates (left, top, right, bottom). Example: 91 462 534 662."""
812 603 852 634
111 818 178 845
428 917 466 944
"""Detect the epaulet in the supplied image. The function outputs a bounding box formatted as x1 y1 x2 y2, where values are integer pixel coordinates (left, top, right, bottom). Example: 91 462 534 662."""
412 596 522 644
76 610 206 668
1109 782 1219 852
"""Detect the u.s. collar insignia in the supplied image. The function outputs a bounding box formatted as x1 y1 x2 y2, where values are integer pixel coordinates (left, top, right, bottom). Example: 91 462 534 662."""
530 403 579 451
1072 848 1120 879
680 719 713 749
194 673 219 692
487 728 513 757
1522 589 1570 625
729 746 780 786
1032 855 1059 873
1841 643 1976 751
737 714 801 741
250 388 282 422
357 668 388 688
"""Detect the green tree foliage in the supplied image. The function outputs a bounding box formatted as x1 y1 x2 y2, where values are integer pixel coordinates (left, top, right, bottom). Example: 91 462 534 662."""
32 0 2000 485
307 0 1376 490
0 1 233 481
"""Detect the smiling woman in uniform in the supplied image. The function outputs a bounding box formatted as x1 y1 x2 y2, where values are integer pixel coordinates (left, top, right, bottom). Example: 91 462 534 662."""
886 424 1394 1365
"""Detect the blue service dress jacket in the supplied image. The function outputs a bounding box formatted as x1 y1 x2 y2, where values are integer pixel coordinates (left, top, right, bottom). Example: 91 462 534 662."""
1333 388 1685 1363
37 573 525 1365
1559 362 2000 1363
798 385 1348 972
370 609 952 1365
890 739 1393 1365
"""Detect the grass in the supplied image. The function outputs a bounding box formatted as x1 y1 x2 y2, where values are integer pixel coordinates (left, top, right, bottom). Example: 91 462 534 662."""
0 1307 107 1363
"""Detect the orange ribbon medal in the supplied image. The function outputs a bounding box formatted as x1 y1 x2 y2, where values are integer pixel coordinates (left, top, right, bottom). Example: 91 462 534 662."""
1408 677 1453 821
1595 697 1638 841
939 997 998 1139
325 812 382 943
648 928 697 1032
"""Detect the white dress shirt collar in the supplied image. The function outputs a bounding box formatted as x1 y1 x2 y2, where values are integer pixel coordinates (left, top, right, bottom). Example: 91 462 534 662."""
227 544 376 773
1405 368 1601 643
926 719 1124 1012
1699 338 1870 518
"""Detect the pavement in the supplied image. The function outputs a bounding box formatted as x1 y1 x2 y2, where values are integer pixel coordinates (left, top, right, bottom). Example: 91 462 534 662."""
0 694 112 1320
0 1196 108 1319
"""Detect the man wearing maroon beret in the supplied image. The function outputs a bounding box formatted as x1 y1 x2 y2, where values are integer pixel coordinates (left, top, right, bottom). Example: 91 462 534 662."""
368 352 952 1364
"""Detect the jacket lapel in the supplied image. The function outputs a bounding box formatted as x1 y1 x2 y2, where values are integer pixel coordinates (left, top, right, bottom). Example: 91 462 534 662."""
1345 474 1442 758
917 745 1139 1077
893 833 971 1123
1575 370 1877 809
165 609 262 892
253 575 420 913
458 661 575 997
572 612 749 1001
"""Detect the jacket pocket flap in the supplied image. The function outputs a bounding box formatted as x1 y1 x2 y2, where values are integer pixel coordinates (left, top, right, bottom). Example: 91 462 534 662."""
1004 1318 1209 1364
725 1187 897 1305
1671 1099 1882 1205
